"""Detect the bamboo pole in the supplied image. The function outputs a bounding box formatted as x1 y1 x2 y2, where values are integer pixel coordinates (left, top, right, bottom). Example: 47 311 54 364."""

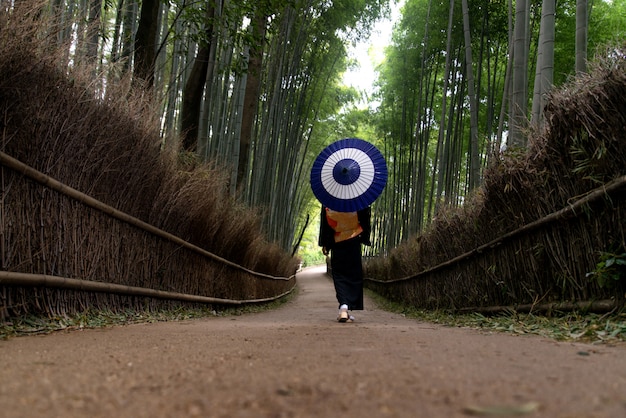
0 271 295 305
456 299 616 315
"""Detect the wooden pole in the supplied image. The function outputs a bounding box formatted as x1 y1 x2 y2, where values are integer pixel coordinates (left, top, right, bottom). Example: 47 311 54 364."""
0 271 295 305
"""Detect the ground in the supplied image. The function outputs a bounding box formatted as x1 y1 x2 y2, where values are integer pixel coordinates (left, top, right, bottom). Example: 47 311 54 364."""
1 266 625 417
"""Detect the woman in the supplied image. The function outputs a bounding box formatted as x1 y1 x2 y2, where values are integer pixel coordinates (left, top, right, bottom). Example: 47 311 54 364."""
319 206 371 322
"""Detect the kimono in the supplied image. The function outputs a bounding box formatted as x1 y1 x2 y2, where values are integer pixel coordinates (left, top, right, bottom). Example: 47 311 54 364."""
319 206 371 311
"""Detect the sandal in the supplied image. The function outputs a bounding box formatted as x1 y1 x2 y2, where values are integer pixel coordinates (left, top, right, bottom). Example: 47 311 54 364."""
337 309 349 322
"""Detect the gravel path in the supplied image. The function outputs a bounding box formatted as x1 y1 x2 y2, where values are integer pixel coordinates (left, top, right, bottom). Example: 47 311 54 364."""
1 265 625 417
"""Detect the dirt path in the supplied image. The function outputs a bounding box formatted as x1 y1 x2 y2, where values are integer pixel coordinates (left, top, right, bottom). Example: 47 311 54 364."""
1 266 625 418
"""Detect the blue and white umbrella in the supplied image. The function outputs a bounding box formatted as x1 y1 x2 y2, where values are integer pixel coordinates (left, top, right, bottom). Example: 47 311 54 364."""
310 137 387 212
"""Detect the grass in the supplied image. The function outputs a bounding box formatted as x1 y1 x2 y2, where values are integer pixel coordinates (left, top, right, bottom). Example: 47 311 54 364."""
367 290 626 345
3 288 624 345
0 290 296 340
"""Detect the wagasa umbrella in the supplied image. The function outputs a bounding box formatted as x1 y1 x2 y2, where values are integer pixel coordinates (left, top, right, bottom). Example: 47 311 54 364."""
310 137 387 212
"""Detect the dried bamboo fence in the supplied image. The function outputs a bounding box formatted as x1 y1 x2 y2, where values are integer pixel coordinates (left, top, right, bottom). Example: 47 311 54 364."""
0 152 296 320
365 177 625 314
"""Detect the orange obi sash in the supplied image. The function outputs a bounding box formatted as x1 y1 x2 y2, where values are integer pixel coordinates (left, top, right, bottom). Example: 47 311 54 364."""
325 208 363 243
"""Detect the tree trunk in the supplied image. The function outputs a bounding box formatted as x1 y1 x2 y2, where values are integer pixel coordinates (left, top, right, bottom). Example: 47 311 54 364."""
133 0 160 87
180 4 216 152
435 0 455 209
162 15 186 146
461 0 480 190
86 0 102 66
237 12 267 191
510 0 528 148
532 0 555 129
576 0 588 74
496 0 514 152
120 0 137 73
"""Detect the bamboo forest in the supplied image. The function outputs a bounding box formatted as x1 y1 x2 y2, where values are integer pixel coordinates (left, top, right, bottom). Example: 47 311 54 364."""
1 0 626 320
3 4 626 417
3 0 625 253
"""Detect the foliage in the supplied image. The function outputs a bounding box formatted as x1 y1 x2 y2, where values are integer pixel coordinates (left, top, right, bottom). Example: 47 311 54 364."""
294 204 327 268
228 0 391 251
586 251 626 289
371 0 626 254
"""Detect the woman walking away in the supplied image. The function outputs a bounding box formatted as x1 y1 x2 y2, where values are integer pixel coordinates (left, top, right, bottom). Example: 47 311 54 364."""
319 206 371 322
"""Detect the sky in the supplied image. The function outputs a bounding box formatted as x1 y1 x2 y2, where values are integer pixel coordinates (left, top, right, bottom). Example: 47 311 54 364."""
342 1 404 107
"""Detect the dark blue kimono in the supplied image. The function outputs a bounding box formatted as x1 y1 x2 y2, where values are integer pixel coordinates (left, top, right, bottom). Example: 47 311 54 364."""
319 206 371 310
